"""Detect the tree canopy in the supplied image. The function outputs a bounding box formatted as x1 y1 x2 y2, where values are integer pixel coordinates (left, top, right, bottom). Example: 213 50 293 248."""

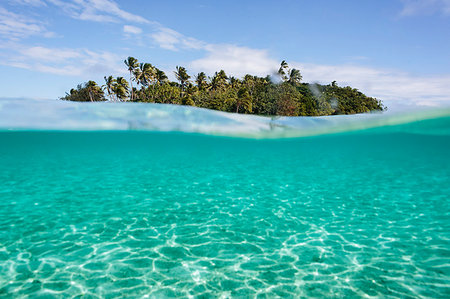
61 81 105 102
60 58 386 116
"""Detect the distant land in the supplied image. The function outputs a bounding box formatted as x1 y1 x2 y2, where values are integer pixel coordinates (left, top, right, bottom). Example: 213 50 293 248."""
61 57 385 116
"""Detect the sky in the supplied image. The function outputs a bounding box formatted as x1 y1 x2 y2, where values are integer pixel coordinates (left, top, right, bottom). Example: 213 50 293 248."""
0 0 449 106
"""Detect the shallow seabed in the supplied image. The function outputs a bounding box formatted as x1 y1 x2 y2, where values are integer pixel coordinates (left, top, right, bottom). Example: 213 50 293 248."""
0 128 449 298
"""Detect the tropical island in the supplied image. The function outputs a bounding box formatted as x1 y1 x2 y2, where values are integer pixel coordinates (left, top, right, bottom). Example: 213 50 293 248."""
61 57 385 116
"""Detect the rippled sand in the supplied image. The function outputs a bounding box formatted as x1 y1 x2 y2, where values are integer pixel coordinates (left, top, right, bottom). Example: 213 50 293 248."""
0 131 449 297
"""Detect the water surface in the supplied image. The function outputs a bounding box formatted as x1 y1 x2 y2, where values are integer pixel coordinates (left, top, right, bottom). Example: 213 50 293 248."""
0 100 449 297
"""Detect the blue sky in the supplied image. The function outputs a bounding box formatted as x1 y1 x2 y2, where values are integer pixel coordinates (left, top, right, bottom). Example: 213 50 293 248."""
1 0 449 106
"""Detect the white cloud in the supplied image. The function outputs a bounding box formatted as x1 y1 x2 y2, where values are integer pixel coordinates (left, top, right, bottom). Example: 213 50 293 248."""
1 44 124 76
190 44 278 77
19 46 82 62
181 37 205 50
88 0 149 23
150 28 181 51
187 44 450 105
0 7 54 40
150 27 205 51
291 62 450 105
123 25 142 35
400 0 450 16
47 0 150 23
8 0 47 6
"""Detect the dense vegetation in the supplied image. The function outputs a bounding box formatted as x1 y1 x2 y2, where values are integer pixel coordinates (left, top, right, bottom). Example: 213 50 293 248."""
61 57 385 116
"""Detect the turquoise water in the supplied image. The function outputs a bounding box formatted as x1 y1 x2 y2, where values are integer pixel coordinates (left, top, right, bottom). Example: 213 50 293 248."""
1 105 450 297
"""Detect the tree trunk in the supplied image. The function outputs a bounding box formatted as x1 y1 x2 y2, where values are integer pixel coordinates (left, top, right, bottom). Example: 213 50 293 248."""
129 71 134 101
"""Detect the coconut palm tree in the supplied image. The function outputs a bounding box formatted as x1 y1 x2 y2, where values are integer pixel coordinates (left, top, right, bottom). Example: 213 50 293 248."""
211 70 227 90
287 68 302 85
228 76 241 89
155 68 168 85
114 77 129 101
243 75 257 97
195 72 208 90
278 60 289 82
124 57 138 101
103 76 116 101
86 80 103 102
133 67 143 89
138 63 156 86
236 87 252 113
174 66 190 92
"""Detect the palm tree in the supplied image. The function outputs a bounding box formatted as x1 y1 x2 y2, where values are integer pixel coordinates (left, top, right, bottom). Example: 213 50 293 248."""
211 70 227 90
138 63 156 86
243 75 257 97
86 80 102 102
287 68 302 85
278 60 289 82
124 57 138 101
114 77 129 101
228 76 241 89
155 68 168 85
133 66 143 89
103 76 116 101
236 87 252 113
174 66 190 92
195 72 208 90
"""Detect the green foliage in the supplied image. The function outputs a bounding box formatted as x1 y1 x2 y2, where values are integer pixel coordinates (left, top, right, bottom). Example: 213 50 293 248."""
124 57 139 101
174 66 191 92
321 83 385 115
61 81 106 102
102 75 116 101
155 69 168 85
195 72 208 91
278 60 289 81
287 68 302 86
114 77 129 101
211 70 228 90
62 59 386 116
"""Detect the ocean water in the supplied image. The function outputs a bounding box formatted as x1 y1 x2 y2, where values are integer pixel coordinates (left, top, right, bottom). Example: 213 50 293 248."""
0 99 450 298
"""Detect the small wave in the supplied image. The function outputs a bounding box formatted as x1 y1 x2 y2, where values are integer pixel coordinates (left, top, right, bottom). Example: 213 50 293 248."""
0 98 449 138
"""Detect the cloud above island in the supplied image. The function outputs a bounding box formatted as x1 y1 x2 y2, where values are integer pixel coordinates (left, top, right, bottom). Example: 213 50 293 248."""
400 0 450 16
0 6 55 40
190 45 278 77
292 63 450 106
46 0 150 23
1 43 124 76
123 25 142 35
8 0 47 6
190 44 450 105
